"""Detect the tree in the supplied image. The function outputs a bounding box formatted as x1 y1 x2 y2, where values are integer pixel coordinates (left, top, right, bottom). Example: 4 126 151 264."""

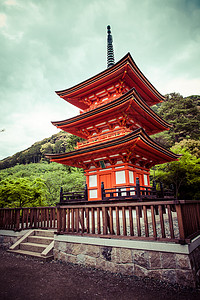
42 167 85 206
151 140 200 199
0 177 48 208
0 162 85 207
152 93 200 148
173 139 200 158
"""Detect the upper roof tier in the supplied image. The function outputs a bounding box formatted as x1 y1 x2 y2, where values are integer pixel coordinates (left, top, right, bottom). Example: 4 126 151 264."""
55 53 165 109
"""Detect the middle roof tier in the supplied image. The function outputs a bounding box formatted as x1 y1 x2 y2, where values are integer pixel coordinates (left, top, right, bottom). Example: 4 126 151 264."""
52 88 171 141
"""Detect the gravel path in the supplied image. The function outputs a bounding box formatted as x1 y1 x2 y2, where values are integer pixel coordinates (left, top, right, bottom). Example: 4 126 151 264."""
0 249 200 300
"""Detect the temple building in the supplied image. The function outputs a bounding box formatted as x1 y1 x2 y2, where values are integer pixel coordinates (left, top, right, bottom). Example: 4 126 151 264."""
46 26 179 201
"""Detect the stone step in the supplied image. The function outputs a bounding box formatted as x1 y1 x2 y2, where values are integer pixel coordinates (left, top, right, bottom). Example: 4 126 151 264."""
8 229 55 260
8 249 53 261
34 230 54 238
20 242 46 253
28 236 53 245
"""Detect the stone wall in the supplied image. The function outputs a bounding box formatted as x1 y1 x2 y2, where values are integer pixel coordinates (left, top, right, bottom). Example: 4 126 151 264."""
0 230 25 249
190 244 200 287
54 235 200 288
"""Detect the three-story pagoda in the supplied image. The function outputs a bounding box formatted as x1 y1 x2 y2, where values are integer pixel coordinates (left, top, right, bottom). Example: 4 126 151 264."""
46 26 179 201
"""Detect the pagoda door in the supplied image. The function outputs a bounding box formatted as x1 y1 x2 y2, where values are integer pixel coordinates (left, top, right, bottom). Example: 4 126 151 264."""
136 173 143 186
99 173 112 198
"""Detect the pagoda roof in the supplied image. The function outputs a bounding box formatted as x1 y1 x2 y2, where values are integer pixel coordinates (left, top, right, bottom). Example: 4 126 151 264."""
55 53 165 109
45 128 179 168
52 88 171 137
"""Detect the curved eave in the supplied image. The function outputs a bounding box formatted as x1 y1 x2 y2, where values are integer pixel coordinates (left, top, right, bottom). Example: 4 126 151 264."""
45 128 180 166
55 53 165 109
52 88 171 137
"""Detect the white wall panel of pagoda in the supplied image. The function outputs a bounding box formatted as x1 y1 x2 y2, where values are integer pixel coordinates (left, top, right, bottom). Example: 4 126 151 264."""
85 161 150 201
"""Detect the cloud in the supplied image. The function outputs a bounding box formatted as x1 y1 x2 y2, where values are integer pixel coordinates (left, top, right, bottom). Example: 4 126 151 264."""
0 0 200 160
0 13 7 28
5 0 18 5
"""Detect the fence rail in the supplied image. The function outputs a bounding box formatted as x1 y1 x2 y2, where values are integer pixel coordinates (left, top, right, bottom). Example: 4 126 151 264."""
0 200 199 244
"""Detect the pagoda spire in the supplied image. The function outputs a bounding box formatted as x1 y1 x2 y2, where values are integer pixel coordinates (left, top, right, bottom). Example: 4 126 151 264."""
107 25 115 68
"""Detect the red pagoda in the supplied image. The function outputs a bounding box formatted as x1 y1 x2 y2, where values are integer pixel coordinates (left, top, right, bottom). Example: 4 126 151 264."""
46 26 179 201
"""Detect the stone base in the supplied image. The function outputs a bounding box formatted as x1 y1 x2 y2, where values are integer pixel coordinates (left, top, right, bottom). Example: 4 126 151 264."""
1 230 200 288
54 234 200 288
0 230 28 249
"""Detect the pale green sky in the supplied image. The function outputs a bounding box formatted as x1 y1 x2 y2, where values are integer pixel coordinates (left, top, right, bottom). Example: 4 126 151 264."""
0 0 200 159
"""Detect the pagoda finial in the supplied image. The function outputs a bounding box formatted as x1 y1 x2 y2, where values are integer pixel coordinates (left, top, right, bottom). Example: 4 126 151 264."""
107 25 115 68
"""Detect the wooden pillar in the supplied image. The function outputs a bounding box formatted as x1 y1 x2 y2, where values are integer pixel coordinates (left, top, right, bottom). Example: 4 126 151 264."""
136 177 141 199
152 180 156 197
101 182 105 200
60 187 63 203
160 182 164 198
84 184 88 201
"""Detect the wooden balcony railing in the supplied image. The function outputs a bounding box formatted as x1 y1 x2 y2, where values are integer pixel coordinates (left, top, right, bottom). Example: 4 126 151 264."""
102 185 156 200
101 179 174 201
60 186 88 204
59 179 175 204
0 200 199 244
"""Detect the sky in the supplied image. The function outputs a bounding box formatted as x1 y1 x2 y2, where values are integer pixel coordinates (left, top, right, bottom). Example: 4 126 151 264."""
0 0 200 160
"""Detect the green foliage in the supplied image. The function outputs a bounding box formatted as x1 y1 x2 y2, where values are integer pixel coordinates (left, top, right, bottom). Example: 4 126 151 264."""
0 177 48 208
0 131 85 207
151 93 200 199
172 139 200 158
152 93 200 148
151 140 200 200
0 162 85 208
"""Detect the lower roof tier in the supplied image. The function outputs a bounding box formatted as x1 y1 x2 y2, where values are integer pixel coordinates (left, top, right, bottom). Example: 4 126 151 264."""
45 128 179 169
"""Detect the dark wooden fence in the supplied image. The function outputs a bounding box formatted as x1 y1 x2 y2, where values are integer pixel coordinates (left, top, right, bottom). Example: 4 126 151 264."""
0 207 57 231
176 200 200 242
56 200 200 244
0 200 199 244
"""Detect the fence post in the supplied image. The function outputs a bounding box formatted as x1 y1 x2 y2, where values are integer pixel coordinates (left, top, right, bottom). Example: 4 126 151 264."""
160 182 164 198
101 182 105 200
84 184 88 201
170 184 176 199
33 208 38 228
60 187 63 203
15 208 21 231
152 180 156 196
175 202 186 243
136 177 141 199
57 205 61 234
